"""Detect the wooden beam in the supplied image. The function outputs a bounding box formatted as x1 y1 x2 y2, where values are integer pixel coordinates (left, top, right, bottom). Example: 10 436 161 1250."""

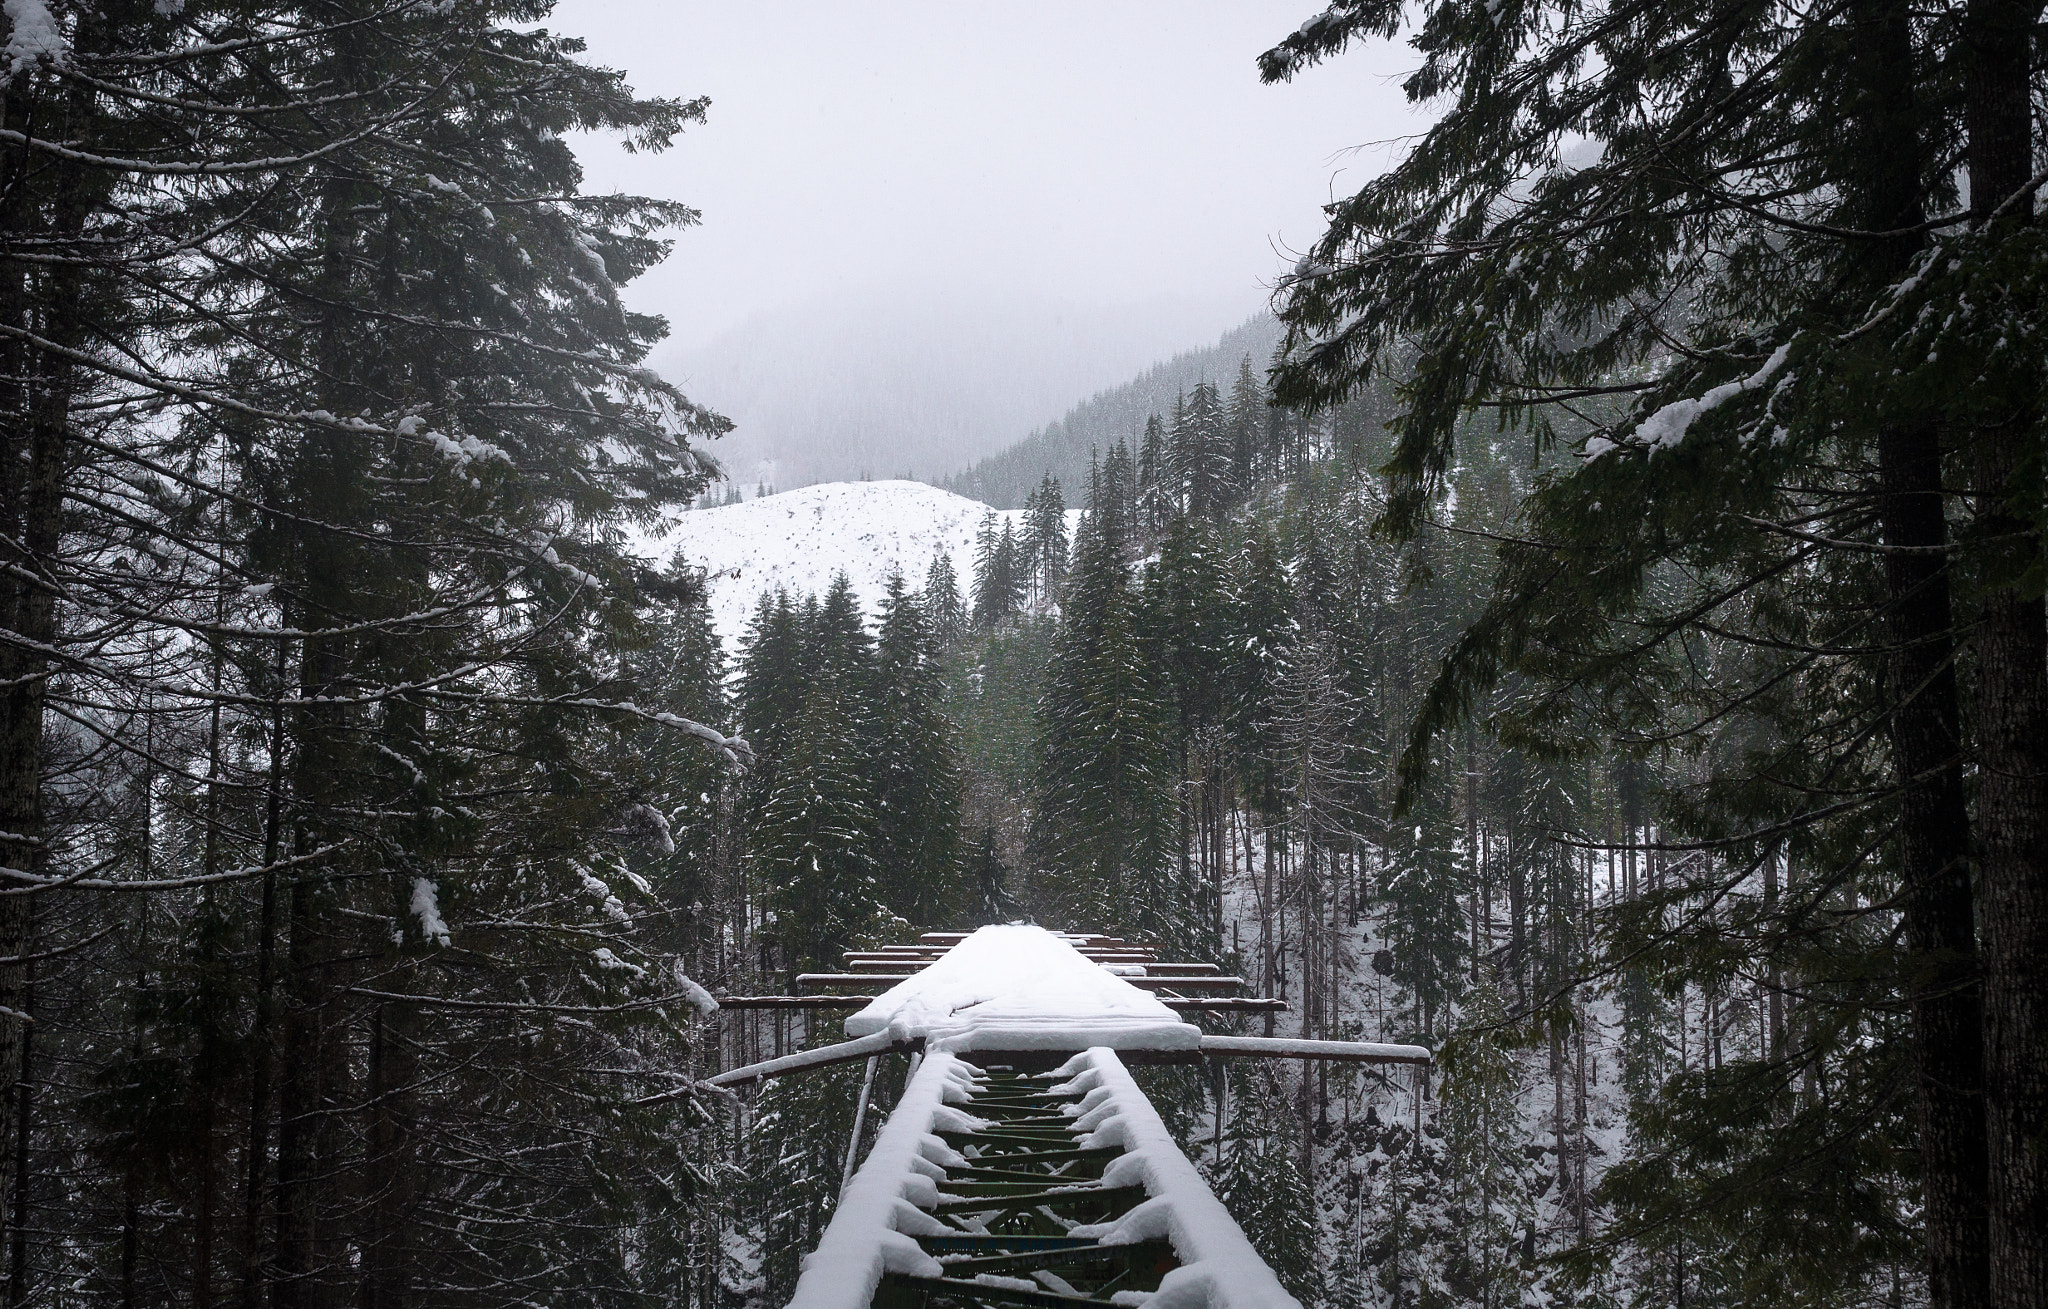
713 995 878 1009
794 973 1249 993
1197 1035 1432 1066
706 1031 914 1087
1161 997 1288 1013
713 994 1289 1013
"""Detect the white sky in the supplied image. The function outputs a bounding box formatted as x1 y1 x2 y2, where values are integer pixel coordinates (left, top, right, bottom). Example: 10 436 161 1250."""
557 2 1426 351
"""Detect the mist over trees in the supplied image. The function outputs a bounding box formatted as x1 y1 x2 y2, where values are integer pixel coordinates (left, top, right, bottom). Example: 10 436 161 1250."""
946 314 1284 509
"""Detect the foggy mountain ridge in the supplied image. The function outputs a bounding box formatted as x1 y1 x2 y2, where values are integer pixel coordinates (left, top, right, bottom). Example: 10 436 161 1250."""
942 311 1285 508
650 282 1257 494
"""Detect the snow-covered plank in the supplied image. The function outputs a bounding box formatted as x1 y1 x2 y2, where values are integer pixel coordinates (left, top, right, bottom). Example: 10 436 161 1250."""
784 1051 984 1309
843 924 1202 1054
705 1030 906 1087
1054 1047 1304 1309
1197 1034 1432 1065
808 972 1247 992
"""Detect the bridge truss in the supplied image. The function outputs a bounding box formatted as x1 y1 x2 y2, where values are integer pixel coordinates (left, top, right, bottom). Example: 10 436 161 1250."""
710 927 1429 1309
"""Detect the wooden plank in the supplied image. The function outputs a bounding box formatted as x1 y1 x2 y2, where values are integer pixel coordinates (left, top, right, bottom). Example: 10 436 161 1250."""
707 1031 914 1087
712 995 1288 1012
880 1272 1111 1308
936 1183 1146 1209
794 973 1248 992
1198 1034 1433 1066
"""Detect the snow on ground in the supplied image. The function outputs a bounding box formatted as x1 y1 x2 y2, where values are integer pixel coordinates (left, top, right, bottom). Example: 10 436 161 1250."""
636 480 1077 651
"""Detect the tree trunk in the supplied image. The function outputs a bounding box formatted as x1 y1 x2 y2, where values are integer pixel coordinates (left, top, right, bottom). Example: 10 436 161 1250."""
1963 4 2048 1303
1877 415 1991 1309
0 50 95 1228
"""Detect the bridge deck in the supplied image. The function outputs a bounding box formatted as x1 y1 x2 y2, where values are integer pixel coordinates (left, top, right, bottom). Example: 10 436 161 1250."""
730 926 1426 1309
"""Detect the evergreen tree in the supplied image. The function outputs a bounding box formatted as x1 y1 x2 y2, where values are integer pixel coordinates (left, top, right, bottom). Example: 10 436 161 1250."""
1171 380 1231 520
1441 980 1536 1309
1216 1063 1324 1305
1022 473 1070 605
971 515 1025 633
742 1051 868 1302
751 672 886 970
922 550 968 648
1226 354 1265 495
869 575 966 927
1137 414 1172 539
1031 483 1175 942
1378 787 1467 1044
1261 3 2048 1300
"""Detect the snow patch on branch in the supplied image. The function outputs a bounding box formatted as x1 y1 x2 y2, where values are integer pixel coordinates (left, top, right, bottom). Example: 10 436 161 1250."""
3 0 66 81
397 414 511 472
410 877 450 945
591 947 644 979
1591 344 1792 457
673 963 719 1016
575 864 630 924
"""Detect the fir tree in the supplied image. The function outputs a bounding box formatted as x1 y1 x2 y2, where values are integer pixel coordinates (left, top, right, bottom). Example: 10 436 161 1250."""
922 550 968 648
1216 1063 1325 1305
1031 480 1175 944
1137 415 1172 539
1378 788 1468 1044
1260 4 2048 1298
1171 380 1231 521
868 575 966 927
1226 354 1265 495
1441 980 1536 1309
971 516 1025 633
752 672 886 970
1022 473 1070 605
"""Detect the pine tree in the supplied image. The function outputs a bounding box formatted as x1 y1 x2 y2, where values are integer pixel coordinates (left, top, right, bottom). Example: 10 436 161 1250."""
971 516 1025 633
1226 354 1265 496
1171 382 1231 521
1441 980 1536 1309
922 551 968 648
869 575 966 927
1216 1063 1324 1305
1031 479 1176 945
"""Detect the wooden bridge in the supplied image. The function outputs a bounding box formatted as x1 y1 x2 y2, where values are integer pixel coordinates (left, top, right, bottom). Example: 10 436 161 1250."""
709 926 1430 1309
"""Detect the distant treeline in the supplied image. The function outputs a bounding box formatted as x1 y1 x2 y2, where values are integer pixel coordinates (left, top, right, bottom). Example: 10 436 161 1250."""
942 313 1283 508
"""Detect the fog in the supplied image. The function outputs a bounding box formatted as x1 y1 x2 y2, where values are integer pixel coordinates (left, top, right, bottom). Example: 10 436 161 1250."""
559 2 1424 488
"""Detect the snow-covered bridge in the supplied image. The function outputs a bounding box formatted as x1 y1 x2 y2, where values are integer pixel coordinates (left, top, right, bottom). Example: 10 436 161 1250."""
710 925 1430 1309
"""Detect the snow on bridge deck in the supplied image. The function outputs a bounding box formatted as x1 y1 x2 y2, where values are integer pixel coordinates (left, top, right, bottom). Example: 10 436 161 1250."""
842 924 1203 1055
730 924 1429 1309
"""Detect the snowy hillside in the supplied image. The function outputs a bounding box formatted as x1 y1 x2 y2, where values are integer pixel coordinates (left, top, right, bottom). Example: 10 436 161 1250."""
644 480 1069 650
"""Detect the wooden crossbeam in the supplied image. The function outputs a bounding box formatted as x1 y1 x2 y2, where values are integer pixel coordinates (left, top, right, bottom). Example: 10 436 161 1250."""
795 972 1247 992
705 1030 912 1087
838 956 1206 975
710 994 1288 1012
1197 1034 1433 1065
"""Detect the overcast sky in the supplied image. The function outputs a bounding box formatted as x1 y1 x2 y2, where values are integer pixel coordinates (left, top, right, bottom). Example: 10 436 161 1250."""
557 2 1427 351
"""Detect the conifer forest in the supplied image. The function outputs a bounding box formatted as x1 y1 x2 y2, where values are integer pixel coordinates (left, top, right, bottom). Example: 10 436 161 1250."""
0 4 2046 1309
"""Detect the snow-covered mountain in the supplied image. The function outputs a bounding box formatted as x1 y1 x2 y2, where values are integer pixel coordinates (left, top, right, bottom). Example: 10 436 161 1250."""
642 480 1065 652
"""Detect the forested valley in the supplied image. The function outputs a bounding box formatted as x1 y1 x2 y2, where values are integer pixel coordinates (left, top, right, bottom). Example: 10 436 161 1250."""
1 4 2046 1309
